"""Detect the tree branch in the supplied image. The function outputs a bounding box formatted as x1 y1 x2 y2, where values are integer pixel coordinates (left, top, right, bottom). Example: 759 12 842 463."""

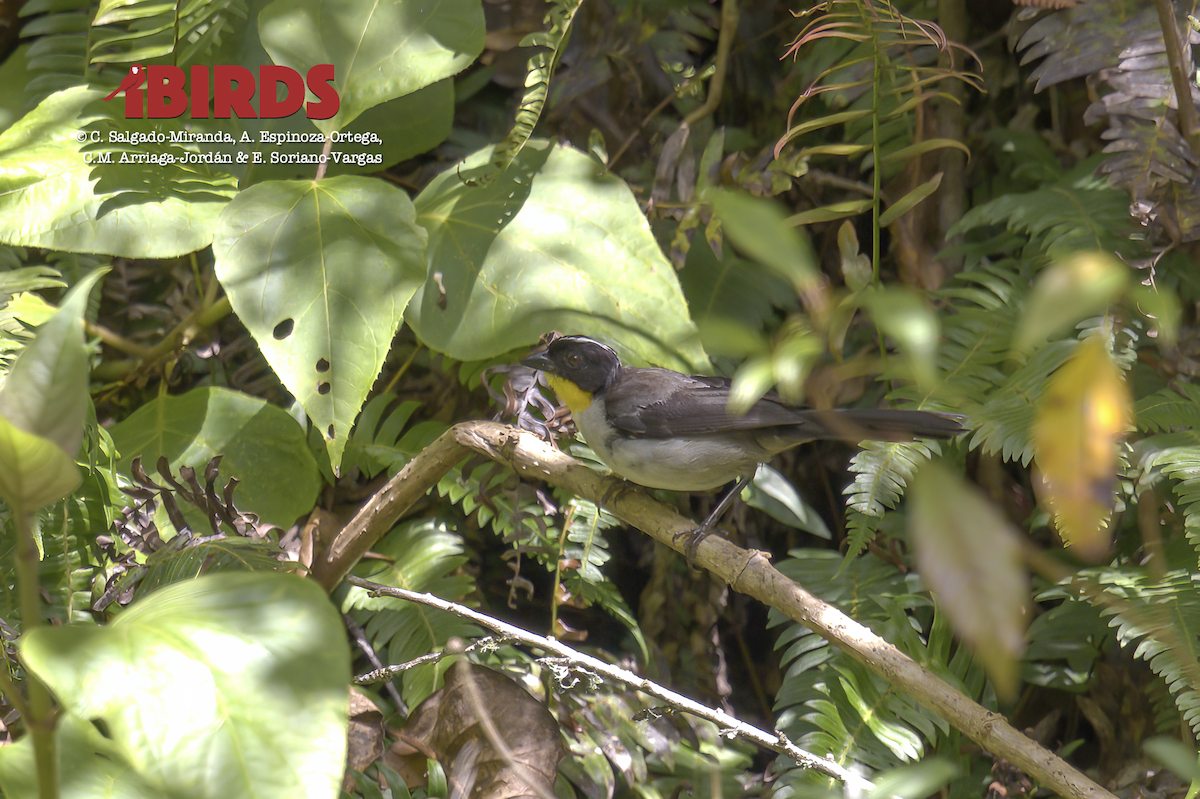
317 420 1117 799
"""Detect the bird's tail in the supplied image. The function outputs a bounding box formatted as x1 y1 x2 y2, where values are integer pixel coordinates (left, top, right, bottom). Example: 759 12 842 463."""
763 409 965 450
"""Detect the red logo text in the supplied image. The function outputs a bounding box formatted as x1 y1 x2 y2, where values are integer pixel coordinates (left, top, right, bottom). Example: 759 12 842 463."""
105 64 339 120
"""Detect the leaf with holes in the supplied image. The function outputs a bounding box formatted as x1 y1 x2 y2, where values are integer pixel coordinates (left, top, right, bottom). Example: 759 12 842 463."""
212 177 427 471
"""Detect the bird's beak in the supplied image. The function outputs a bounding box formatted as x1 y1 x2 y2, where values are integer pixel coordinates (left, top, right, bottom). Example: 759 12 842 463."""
519 346 554 372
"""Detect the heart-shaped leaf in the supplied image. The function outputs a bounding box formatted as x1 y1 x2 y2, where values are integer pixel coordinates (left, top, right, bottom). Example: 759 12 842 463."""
408 141 706 371
212 176 427 470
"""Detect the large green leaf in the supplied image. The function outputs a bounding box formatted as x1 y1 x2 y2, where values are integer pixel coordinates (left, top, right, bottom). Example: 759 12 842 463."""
408 141 706 371
0 417 81 513
108 387 321 527
0 88 232 256
211 176 427 470
238 80 455 185
0 270 103 512
15 572 349 799
0 269 102 457
0 713 162 798
258 0 484 134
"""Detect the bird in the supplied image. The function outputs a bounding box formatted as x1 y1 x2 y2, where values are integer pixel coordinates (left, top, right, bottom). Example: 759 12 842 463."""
103 64 146 101
520 333 964 537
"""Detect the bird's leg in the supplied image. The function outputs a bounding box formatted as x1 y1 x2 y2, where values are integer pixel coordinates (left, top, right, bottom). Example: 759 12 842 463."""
673 475 753 560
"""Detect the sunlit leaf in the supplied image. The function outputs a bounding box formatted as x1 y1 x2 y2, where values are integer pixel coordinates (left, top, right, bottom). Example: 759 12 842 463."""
16 572 349 799
259 0 484 134
409 141 705 370
0 416 82 512
212 176 427 470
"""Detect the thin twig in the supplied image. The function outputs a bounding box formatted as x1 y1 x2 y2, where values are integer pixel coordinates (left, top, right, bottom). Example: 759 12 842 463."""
354 636 515 686
348 575 876 792
344 614 406 712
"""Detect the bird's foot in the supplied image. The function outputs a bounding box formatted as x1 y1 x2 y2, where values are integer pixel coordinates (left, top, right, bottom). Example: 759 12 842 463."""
672 525 715 565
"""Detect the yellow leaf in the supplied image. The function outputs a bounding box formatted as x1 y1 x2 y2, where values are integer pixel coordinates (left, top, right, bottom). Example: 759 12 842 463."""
1033 336 1133 559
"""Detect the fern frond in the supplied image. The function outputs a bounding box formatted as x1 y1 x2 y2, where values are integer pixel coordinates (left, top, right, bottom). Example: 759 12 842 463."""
487 0 582 179
969 340 1074 466
1137 384 1200 433
770 550 972 789
1011 0 1156 93
1088 567 1200 737
88 0 248 66
560 497 648 659
775 0 981 231
1013 0 1200 240
19 0 92 100
842 440 939 557
342 518 477 706
948 155 1135 257
1137 431 1200 557
340 396 447 480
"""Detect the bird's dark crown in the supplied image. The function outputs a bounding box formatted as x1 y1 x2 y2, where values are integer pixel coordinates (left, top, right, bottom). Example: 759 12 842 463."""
530 335 622 394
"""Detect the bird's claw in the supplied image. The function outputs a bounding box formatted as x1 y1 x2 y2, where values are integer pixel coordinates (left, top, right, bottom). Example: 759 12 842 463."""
672 525 713 565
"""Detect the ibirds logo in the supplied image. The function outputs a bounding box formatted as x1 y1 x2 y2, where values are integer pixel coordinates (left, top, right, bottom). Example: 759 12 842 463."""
103 63 340 120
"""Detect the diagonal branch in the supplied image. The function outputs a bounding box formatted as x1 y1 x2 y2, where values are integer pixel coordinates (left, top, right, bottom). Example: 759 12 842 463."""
315 420 1117 799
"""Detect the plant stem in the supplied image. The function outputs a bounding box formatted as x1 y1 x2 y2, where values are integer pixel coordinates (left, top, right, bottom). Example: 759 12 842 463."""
1153 0 1200 158
683 0 739 126
14 510 57 798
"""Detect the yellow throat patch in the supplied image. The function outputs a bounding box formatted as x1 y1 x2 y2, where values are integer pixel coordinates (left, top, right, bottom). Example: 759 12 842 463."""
546 373 593 414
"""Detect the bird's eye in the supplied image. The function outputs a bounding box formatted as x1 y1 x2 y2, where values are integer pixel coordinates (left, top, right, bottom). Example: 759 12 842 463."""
565 352 582 367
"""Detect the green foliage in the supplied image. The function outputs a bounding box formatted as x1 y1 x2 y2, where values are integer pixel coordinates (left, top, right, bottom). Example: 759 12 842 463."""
1084 568 1200 738
0 87 236 257
212 177 428 470
487 0 583 179
109 387 321 527
6 0 1200 795
340 518 477 707
337 395 447 481
842 440 942 558
0 572 350 798
948 155 1136 258
776 0 980 241
89 0 248 67
408 140 706 370
770 550 989 791
257 0 483 134
1137 431 1200 559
